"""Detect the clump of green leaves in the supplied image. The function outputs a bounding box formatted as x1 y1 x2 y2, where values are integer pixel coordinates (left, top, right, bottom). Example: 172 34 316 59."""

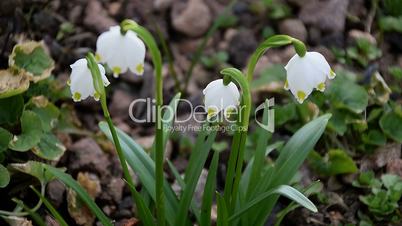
0 41 68 190
201 51 229 69
347 38 382 67
379 0 402 33
354 172 402 222
308 149 358 176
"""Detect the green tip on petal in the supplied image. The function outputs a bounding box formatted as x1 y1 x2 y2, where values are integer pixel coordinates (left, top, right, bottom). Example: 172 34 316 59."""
296 91 306 103
136 63 144 75
284 79 289 90
93 92 101 101
329 69 336 79
225 107 236 118
112 66 121 78
207 107 217 119
317 82 325 92
67 79 71 86
95 53 102 62
73 92 81 102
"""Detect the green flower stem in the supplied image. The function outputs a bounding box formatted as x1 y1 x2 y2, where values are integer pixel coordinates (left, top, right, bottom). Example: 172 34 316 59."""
86 53 144 220
0 182 45 217
246 35 306 82
121 20 165 226
221 68 251 213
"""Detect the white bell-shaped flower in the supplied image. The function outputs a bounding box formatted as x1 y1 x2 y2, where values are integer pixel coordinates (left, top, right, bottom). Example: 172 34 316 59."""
68 58 110 102
96 26 146 78
284 51 335 103
203 79 240 119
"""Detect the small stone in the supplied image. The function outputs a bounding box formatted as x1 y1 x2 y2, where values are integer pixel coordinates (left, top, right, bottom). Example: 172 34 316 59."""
279 19 307 42
46 180 66 208
45 215 60 226
154 0 173 11
84 0 117 32
109 89 135 120
67 172 101 226
360 143 401 171
348 29 377 45
171 0 212 37
228 29 258 68
299 0 349 33
108 2 121 16
68 138 110 176
106 178 125 202
115 218 139 226
387 159 402 177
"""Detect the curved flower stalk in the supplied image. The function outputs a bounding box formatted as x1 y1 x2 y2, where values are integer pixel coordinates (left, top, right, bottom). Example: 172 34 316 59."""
284 52 335 103
246 35 335 104
86 53 153 225
68 59 109 102
96 26 146 78
216 68 251 213
203 79 240 119
120 19 166 226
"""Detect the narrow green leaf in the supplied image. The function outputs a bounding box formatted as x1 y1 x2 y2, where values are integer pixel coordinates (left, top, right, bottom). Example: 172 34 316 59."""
12 198 46 226
274 181 323 226
99 122 179 226
151 92 181 159
200 150 220 226
43 164 113 226
167 159 201 223
229 185 317 222
216 192 228 226
31 186 68 226
176 126 217 226
247 100 271 195
252 114 330 225
124 180 156 226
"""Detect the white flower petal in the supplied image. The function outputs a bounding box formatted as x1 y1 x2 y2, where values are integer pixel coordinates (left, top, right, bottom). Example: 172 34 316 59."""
203 79 240 117
284 51 334 103
69 58 108 102
96 25 146 77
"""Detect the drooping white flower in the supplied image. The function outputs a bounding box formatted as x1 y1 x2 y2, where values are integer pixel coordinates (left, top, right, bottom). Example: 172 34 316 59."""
284 51 336 103
203 79 240 118
96 26 146 78
68 58 110 102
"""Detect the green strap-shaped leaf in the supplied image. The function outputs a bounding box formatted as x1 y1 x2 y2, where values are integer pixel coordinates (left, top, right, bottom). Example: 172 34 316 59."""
43 164 113 226
217 192 229 226
200 150 220 226
252 114 330 226
12 199 46 226
175 125 217 226
124 180 156 226
99 122 179 226
229 185 317 222
31 186 68 226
